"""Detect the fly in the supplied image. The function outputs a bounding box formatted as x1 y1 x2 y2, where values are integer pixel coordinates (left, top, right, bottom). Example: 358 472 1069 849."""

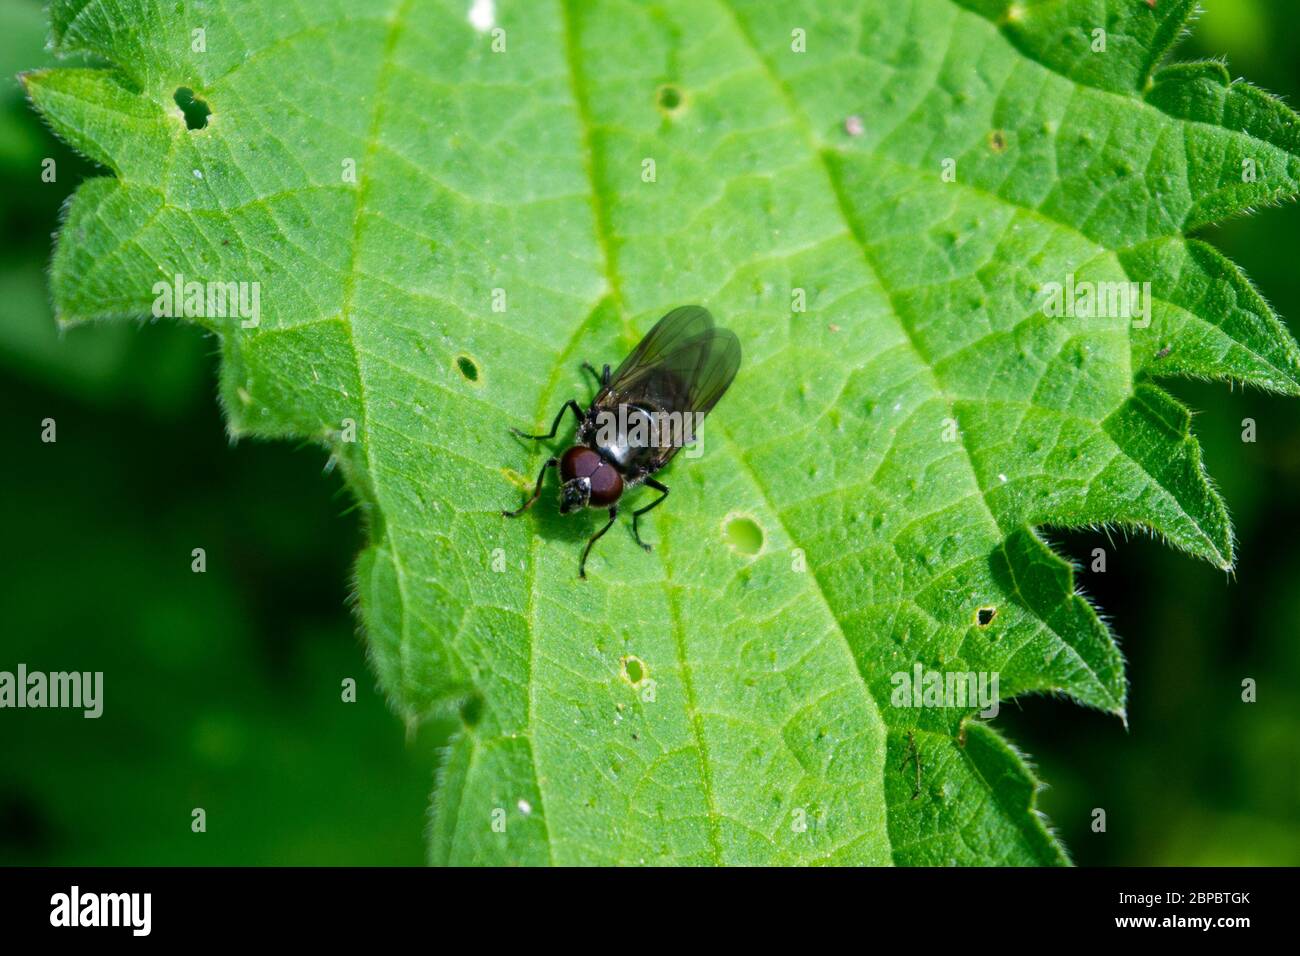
503 305 742 578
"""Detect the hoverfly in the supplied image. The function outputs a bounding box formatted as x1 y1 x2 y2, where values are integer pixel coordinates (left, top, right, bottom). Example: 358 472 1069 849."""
503 306 741 578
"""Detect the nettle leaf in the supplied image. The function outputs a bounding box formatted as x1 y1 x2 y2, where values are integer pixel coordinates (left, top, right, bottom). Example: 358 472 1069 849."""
26 0 1300 865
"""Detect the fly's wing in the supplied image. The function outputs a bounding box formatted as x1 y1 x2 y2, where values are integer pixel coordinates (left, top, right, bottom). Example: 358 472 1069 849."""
596 308 741 469
680 327 740 418
604 305 715 390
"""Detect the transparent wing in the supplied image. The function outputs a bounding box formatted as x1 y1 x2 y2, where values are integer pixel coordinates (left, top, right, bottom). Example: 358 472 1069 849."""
605 305 715 388
680 327 740 417
599 307 739 417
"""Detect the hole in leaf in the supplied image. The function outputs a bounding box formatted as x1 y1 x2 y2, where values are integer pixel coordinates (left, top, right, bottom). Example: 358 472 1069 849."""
976 606 997 627
723 516 763 556
173 87 211 130
456 355 479 381
621 655 647 685
656 84 684 113
460 693 484 727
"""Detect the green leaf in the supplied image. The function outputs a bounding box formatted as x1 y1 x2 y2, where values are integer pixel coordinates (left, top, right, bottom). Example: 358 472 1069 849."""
27 0 1300 865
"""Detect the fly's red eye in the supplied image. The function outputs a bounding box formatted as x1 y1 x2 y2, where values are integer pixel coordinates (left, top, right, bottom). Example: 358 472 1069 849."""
588 462 623 506
560 446 601 481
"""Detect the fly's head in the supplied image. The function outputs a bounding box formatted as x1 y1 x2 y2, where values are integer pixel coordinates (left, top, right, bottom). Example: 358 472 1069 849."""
558 445 622 513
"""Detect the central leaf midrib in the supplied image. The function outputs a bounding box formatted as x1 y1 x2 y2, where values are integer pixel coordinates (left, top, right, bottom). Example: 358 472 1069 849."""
529 0 901 864
554 0 729 864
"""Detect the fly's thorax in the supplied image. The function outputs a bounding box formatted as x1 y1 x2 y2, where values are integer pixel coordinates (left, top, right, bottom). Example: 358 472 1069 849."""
559 445 623 510
596 403 652 469
590 403 700 469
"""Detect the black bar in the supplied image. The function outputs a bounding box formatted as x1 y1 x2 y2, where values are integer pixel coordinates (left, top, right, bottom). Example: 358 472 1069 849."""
0 866 1282 941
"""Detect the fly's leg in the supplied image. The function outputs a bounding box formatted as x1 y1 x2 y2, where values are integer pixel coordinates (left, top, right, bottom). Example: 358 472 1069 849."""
579 506 618 579
510 400 584 441
503 457 557 517
631 478 669 552
581 361 612 390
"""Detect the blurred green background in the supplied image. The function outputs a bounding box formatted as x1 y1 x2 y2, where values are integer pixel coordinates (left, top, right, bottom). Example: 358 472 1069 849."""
0 0 1296 865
